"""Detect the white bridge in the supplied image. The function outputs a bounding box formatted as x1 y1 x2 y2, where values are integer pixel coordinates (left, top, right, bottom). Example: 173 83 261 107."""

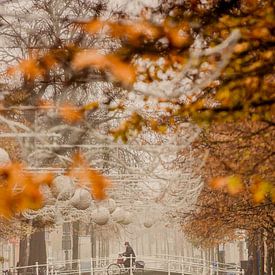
6 255 244 275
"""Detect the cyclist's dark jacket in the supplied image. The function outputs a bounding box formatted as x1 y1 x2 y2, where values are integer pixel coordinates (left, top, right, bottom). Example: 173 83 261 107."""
123 245 136 268
123 246 136 259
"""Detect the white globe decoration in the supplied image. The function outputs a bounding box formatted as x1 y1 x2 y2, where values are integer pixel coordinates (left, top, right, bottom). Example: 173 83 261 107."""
91 207 110 225
143 209 157 228
111 207 127 223
119 211 132 225
104 198 116 214
70 188 92 210
143 219 154 228
0 148 11 166
51 175 75 200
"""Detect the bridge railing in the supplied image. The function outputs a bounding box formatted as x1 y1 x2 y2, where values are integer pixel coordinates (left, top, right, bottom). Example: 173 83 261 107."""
155 254 244 274
3 254 245 275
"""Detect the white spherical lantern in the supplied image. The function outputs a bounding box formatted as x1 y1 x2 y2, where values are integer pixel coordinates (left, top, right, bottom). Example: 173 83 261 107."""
70 188 92 210
143 209 157 228
111 207 126 223
119 211 132 225
51 175 75 200
0 148 11 166
91 207 110 225
143 220 154 228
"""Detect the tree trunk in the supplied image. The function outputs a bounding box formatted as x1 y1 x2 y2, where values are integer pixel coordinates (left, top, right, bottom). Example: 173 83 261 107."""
19 238 28 267
252 242 258 275
259 233 264 275
266 246 271 275
106 239 109 258
72 221 79 270
273 246 275 275
28 229 47 265
18 237 28 275
90 223 96 274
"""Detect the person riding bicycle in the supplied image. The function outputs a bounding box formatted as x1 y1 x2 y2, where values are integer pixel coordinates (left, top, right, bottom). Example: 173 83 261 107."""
122 241 136 268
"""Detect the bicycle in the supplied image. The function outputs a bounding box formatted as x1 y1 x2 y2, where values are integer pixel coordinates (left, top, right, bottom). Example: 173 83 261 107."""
107 255 144 275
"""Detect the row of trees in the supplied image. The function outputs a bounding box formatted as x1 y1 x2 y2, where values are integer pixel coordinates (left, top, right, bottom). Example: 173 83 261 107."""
163 1 274 274
182 121 274 274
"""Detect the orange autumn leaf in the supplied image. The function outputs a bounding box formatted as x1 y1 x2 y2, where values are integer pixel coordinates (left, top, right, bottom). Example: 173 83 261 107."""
0 163 52 218
68 153 110 201
107 20 161 45
32 172 54 186
234 42 249 53
68 153 91 185
167 28 191 48
150 119 159 131
83 101 99 111
24 185 43 209
251 180 271 203
110 112 144 142
149 119 167 134
164 21 192 48
0 188 14 218
89 169 110 201
6 58 44 80
15 185 43 211
210 175 243 195
83 19 103 34
18 59 44 79
227 176 243 195
72 49 108 70
210 176 228 189
0 162 26 189
59 103 84 123
83 19 161 44
134 21 161 40
0 161 53 218
72 50 136 87
42 53 58 69
106 55 136 87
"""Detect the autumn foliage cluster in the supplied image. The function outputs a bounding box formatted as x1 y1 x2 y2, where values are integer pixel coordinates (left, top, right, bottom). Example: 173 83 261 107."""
0 154 109 218
0 163 52 218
